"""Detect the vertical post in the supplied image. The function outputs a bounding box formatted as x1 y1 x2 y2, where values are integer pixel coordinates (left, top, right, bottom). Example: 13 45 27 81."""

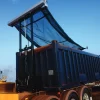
30 15 36 91
19 22 22 52
52 41 60 87
17 21 22 92
31 16 34 73
31 17 33 49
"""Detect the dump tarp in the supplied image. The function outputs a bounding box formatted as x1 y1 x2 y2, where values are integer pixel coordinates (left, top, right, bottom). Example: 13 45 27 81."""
8 1 84 50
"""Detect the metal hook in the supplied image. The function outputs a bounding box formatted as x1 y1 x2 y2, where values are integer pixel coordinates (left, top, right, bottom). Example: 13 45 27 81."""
42 0 48 7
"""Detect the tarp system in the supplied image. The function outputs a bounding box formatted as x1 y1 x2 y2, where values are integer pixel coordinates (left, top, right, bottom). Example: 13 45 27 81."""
8 1 84 50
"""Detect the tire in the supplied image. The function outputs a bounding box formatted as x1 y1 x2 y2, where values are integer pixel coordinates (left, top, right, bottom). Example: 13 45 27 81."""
42 95 59 100
61 90 79 100
82 88 91 100
79 86 92 100
68 92 79 100
21 94 34 100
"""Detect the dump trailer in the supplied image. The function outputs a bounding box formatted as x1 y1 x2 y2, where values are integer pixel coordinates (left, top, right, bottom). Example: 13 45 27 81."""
0 0 99 100
16 40 100 92
15 40 100 100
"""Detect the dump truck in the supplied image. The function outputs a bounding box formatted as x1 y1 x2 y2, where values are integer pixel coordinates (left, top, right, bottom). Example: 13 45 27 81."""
0 0 100 100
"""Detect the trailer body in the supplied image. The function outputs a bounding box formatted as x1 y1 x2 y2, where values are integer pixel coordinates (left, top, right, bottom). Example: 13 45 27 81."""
16 41 100 92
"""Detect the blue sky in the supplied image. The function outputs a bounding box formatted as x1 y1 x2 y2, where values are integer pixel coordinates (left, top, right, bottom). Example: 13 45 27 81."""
0 0 100 81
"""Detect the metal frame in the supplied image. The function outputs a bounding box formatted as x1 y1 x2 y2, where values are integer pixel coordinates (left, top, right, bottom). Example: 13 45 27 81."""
8 1 46 27
19 22 22 52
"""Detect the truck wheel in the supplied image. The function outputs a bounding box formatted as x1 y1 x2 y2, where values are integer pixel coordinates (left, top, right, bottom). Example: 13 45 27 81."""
31 95 46 100
82 88 91 100
41 95 59 100
21 94 35 100
68 92 79 100
61 90 79 100
31 95 59 100
79 86 92 100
